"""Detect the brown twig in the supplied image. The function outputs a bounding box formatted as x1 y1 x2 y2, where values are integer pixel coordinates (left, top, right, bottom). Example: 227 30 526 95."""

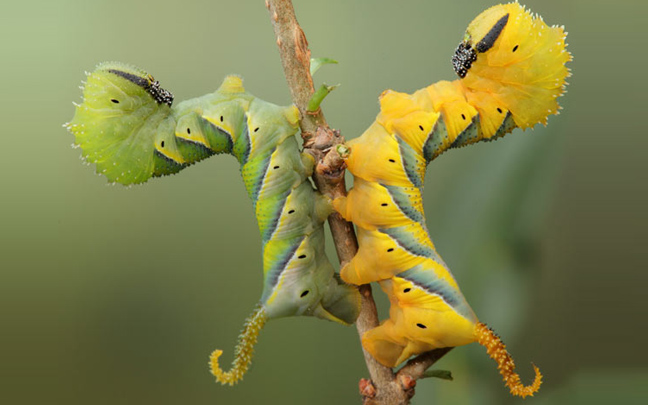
265 1 450 403
397 348 453 381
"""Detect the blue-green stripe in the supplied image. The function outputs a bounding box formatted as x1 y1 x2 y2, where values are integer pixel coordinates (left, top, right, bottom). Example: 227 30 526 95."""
399 266 477 322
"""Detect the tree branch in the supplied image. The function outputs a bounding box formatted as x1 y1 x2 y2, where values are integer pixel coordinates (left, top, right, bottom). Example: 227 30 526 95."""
265 1 450 403
397 348 453 381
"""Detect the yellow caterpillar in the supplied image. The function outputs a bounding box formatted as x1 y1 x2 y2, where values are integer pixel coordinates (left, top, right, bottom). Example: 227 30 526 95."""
334 2 570 398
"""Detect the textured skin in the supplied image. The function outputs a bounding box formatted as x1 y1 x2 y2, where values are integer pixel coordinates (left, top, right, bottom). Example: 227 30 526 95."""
335 3 569 396
67 66 361 384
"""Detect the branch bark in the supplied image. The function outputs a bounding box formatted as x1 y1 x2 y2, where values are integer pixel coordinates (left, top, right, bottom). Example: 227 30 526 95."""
265 1 450 403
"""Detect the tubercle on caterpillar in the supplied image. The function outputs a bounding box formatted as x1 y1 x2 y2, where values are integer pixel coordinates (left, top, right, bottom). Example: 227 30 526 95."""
68 67 360 386
334 2 570 398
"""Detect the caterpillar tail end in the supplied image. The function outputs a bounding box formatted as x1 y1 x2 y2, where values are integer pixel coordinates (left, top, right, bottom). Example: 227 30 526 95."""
209 349 234 386
475 322 542 398
209 306 267 386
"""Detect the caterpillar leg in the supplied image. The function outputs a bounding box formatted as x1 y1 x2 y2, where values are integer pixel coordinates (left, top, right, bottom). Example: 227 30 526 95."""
300 151 316 177
475 322 542 398
209 305 267 386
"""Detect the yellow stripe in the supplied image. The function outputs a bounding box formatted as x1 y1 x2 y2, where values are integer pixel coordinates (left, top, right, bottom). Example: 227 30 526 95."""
175 129 209 148
155 142 186 164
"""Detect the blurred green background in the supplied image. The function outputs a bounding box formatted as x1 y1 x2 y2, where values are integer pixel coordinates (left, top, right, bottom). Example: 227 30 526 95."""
1 0 646 404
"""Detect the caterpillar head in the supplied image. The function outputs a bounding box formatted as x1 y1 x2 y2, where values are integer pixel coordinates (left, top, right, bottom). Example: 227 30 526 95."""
452 5 510 78
67 62 177 185
452 3 570 127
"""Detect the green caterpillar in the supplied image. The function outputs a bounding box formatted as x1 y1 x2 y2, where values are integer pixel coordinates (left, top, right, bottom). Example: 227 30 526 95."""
66 62 361 385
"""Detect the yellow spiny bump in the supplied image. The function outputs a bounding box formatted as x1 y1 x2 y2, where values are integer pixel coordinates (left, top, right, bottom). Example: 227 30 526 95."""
210 305 267 386
475 322 542 398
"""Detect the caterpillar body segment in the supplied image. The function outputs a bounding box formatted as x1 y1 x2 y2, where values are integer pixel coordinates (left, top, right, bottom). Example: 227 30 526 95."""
336 2 570 397
68 66 360 386
362 267 477 368
337 223 439 286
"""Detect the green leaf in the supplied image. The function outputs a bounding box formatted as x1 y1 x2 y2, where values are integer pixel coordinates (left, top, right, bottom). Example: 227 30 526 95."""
421 369 453 381
307 83 339 112
310 58 338 76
